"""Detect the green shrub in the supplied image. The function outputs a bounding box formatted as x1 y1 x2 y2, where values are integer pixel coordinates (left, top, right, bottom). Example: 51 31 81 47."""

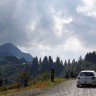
36 71 50 81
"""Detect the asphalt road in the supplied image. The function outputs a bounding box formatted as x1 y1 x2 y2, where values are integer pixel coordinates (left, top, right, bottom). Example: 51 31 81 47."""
38 80 96 96
6 80 96 96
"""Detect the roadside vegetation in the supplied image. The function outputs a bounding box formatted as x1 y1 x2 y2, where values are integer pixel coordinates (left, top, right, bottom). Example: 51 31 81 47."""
0 72 70 96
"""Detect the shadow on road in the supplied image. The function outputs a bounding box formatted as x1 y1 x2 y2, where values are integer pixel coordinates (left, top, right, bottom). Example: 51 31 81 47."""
78 85 96 89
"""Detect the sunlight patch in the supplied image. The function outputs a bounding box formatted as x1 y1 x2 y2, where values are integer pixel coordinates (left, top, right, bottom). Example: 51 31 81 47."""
77 0 96 17
27 20 38 33
54 15 72 37
51 8 72 37
64 37 83 51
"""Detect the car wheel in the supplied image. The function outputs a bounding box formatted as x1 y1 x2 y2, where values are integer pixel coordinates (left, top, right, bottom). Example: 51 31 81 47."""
93 84 96 87
77 85 80 88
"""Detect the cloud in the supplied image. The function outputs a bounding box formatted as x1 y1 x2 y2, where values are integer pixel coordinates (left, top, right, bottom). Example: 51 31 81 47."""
0 0 96 60
77 0 96 17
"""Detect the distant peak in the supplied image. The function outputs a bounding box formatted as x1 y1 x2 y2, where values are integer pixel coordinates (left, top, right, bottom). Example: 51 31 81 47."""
0 43 18 50
0 43 33 61
3 43 14 45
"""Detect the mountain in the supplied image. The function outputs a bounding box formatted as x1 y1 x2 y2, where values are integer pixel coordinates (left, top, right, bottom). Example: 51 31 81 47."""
0 43 33 62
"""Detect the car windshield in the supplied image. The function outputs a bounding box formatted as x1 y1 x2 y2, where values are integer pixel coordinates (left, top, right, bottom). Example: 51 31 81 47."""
80 72 94 76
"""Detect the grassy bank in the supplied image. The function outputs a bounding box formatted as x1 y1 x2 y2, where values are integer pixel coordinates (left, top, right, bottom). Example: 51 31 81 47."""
0 77 70 96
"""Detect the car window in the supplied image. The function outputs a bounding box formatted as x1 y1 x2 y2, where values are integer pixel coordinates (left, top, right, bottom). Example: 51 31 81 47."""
80 72 94 76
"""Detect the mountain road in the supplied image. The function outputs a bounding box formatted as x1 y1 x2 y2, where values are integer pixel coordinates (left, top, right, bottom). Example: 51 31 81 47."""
38 80 96 96
6 80 96 96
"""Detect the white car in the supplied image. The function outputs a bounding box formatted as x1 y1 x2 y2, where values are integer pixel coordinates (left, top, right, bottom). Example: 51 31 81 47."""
76 70 96 87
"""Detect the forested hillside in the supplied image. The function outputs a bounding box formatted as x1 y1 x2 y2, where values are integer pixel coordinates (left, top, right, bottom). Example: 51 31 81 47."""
0 51 96 83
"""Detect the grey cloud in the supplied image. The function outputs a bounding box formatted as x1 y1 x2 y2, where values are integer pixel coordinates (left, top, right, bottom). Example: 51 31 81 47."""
65 14 96 49
0 0 37 46
0 0 96 52
0 0 76 47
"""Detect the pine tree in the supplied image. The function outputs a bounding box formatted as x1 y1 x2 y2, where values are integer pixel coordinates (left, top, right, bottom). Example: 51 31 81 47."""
41 56 49 72
31 57 39 77
55 57 64 76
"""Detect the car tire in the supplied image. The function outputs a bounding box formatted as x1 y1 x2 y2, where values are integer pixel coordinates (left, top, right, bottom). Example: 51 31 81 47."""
93 84 96 88
77 85 80 88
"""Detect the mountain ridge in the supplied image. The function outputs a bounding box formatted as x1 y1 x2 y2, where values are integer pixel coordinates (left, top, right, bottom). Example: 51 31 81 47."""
0 43 33 62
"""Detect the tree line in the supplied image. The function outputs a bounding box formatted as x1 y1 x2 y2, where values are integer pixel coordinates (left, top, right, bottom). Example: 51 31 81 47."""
1 51 96 82
30 56 64 77
30 51 96 78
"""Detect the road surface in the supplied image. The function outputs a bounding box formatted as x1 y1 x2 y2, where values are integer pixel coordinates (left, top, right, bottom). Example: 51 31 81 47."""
38 80 96 96
6 80 96 96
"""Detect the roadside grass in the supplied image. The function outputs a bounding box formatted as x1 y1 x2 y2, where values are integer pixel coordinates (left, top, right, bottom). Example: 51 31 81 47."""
0 77 71 96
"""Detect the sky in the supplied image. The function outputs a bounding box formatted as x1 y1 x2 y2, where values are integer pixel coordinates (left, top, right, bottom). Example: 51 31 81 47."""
0 0 96 61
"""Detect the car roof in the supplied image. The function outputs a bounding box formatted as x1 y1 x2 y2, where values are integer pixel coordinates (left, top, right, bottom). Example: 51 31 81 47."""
80 70 95 73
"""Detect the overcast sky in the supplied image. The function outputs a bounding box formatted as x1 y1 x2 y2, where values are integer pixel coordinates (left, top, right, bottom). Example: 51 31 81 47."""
0 0 96 61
